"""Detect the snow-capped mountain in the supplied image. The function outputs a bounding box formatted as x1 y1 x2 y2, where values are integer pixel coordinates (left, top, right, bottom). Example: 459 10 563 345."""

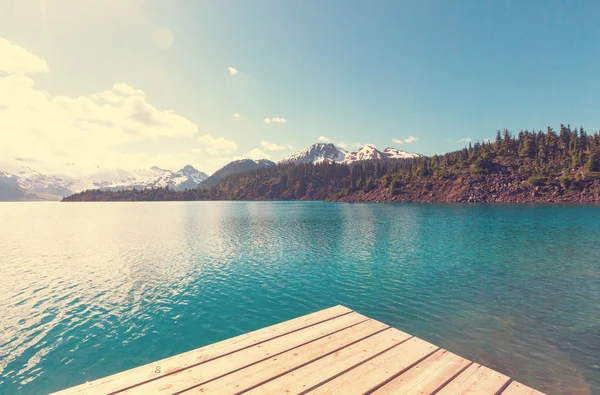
178 165 207 184
0 163 209 200
100 165 208 192
279 143 348 164
0 171 27 201
381 147 422 159
175 165 209 190
281 143 422 165
0 165 74 200
199 159 276 189
342 144 384 163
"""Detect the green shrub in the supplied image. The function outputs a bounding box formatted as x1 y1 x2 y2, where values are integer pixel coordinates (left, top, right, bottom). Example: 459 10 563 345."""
527 175 545 186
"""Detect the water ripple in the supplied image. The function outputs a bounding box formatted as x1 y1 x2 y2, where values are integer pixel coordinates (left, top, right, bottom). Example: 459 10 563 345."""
0 202 599 394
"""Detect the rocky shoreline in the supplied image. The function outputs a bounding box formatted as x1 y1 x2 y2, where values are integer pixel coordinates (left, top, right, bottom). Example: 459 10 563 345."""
328 173 600 203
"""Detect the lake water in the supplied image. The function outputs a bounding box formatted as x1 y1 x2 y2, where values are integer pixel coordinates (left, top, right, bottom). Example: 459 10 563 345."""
0 202 599 394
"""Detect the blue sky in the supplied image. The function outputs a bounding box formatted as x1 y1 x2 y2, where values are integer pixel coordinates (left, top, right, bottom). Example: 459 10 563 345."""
1 0 599 174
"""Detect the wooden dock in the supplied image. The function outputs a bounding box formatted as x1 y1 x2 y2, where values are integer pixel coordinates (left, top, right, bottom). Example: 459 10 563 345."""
53 305 544 394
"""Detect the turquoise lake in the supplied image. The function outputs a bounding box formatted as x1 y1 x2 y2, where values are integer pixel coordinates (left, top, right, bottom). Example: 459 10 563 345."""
0 202 599 394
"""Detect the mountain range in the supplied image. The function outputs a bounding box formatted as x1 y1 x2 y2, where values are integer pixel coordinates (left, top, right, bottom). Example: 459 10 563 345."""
279 143 421 165
0 164 208 201
63 125 600 204
99 165 208 192
0 143 421 201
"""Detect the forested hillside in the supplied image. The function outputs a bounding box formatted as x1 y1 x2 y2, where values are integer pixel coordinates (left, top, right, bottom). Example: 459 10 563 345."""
64 125 600 203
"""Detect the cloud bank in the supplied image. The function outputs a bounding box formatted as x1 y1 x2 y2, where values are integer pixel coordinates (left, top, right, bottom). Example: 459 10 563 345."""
0 37 216 174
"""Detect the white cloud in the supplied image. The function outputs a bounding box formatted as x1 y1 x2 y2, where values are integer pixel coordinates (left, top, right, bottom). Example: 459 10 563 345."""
197 134 238 155
317 136 330 143
89 89 124 104
393 136 418 144
0 75 196 142
233 113 240 120
264 117 286 124
89 83 145 104
228 66 239 76
338 141 348 148
260 140 285 151
239 148 272 160
0 37 200 174
113 83 145 96
287 144 294 150
0 38 49 75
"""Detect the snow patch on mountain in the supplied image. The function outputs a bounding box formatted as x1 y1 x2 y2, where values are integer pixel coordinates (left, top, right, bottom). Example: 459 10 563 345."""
342 144 384 163
280 143 348 164
281 143 422 165
0 163 74 198
100 165 208 191
382 147 423 159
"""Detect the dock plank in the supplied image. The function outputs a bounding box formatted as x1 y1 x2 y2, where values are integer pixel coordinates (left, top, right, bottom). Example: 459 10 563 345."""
121 312 369 394
371 349 472 395
180 319 389 394
52 305 351 395
502 381 545 395
244 328 412 395
52 305 545 395
305 337 439 394
436 363 511 395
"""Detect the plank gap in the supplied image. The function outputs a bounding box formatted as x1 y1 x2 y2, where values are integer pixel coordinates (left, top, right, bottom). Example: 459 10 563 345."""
430 361 475 395
495 379 514 395
363 346 442 395
172 316 373 395
296 335 415 395
233 326 393 395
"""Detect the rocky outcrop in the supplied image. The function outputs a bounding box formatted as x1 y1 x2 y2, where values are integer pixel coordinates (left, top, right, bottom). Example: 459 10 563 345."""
329 174 600 203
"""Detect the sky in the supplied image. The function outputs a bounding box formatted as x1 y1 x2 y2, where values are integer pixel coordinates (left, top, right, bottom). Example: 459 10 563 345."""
1 0 599 176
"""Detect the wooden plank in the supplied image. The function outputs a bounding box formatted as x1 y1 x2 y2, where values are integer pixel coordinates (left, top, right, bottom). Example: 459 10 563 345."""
372 349 472 395
305 337 439 394
244 327 412 395
51 305 351 395
121 312 370 394
436 363 511 395
53 305 546 395
181 319 389 394
501 381 545 395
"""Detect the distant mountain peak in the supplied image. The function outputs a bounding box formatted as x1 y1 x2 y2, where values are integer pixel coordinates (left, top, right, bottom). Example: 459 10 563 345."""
150 166 171 173
280 142 422 165
178 164 198 172
280 143 347 165
343 144 384 163
380 147 423 159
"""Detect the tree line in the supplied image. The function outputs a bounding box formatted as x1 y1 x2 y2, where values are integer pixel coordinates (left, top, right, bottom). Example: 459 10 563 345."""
64 124 600 202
